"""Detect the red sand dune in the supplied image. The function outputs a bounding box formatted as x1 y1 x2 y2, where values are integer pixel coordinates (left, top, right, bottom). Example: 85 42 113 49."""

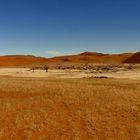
47 52 133 64
0 55 48 67
0 52 137 67
123 52 140 63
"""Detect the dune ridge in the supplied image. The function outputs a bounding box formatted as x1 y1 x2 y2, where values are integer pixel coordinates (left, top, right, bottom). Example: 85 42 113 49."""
0 52 138 67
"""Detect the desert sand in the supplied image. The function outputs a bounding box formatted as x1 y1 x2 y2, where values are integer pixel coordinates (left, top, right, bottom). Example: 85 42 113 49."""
0 52 139 139
0 52 136 67
0 68 140 80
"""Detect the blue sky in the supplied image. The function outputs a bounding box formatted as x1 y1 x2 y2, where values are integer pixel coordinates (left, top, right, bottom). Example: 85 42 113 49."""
0 0 140 57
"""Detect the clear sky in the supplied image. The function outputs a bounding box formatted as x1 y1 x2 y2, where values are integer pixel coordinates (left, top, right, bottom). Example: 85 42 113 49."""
0 0 140 57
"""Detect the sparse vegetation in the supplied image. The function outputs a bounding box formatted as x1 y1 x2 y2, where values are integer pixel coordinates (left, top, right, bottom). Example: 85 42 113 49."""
44 65 48 72
0 77 139 139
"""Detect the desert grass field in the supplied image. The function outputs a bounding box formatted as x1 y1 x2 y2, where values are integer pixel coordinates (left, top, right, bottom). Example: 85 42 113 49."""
0 77 139 139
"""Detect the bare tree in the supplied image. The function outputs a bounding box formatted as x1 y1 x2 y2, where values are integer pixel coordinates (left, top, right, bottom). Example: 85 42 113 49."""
44 65 48 72
32 67 35 73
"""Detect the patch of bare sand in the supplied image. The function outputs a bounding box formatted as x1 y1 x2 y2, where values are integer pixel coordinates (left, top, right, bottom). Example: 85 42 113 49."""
95 70 140 80
0 68 140 79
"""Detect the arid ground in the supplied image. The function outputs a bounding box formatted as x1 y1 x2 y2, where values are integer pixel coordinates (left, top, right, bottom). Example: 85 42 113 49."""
0 66 140 79
0 76 139 139
0 52 140 139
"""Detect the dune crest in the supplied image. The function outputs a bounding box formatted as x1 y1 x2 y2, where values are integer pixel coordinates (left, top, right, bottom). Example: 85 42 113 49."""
0 52 139 67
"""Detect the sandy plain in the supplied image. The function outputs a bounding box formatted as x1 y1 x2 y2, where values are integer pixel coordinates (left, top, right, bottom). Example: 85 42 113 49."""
0 68 140 80
0 67 139 139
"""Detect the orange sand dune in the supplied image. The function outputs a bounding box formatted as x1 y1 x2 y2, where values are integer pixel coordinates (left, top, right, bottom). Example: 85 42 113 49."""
0 52 137 67
0 55 48 67
123 52 140 63
48 52 133 64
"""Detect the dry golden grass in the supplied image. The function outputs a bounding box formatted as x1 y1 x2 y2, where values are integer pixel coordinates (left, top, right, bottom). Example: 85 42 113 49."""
0 77 139 139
